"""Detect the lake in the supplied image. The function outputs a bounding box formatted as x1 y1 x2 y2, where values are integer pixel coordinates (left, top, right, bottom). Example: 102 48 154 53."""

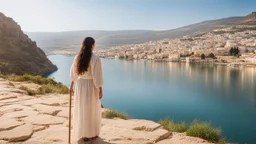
47 55 256 144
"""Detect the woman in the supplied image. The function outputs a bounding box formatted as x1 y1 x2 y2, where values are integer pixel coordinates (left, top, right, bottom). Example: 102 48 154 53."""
69 37 103 142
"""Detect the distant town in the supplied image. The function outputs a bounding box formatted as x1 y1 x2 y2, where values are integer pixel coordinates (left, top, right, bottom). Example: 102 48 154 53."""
95 29 256 67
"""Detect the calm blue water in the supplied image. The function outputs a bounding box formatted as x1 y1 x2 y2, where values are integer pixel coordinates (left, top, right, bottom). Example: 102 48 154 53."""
47 55 256 144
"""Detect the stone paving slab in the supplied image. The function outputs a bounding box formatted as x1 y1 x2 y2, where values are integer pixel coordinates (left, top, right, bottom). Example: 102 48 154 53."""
0 123 33 142
102 119 161 132
22 114 66 126
1 110 38 119
0 118 24 131
30 103 64 116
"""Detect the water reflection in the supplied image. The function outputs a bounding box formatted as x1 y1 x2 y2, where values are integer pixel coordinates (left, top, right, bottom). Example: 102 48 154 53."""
47 56 256 144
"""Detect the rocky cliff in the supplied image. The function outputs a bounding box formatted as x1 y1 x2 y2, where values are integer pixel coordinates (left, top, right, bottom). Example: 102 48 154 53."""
0 12 57 75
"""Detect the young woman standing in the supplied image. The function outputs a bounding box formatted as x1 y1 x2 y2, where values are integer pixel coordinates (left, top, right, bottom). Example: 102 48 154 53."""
70 37 103 142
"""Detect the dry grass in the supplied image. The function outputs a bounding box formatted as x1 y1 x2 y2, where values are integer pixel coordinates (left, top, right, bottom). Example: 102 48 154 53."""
1 74 68 96
102 110 128 120
159 118 226 143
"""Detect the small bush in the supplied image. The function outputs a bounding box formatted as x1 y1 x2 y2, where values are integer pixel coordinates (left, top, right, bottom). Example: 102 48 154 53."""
159 117 188 132
217 138 227 144
19 84 68 96
201 54 206 59
3 74 68 95
186 120 223 143
208 53 216 59
38 84 69 94
19 86 36 96
174 121 188 132
159 117 174 131
159 118 226 143
102 110 128 120
5 74 57 85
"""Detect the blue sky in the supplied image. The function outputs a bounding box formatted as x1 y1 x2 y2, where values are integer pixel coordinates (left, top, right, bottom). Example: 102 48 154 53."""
0 0 255 32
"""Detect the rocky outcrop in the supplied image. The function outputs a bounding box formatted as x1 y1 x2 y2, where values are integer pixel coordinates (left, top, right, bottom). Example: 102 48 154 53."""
0 12 57 75
0 78 213 144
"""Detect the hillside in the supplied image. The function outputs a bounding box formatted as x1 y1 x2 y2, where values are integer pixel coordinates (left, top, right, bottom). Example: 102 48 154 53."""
0 12 57 75
27 16 244 55
239 12 256 24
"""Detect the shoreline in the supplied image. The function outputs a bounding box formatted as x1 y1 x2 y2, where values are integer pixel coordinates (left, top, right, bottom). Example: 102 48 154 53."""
98 56 256 67
47 52 256 68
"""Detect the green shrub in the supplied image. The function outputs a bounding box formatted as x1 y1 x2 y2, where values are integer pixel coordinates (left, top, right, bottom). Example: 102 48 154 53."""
5 74 57 85
174 121 188 132
102 110 128 120
217 138 227 144
3 74 69 96
159 117 174 131
19 86 36 96
159 118 226 143
38 84 69 94
19 84 68 96
186 120 223 143
159 117 188 132
201 54 206 59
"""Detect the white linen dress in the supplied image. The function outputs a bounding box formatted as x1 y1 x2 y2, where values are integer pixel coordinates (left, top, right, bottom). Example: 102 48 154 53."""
70 53 103 139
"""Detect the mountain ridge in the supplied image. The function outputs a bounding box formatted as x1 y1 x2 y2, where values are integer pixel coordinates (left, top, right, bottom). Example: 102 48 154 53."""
24 12 255 55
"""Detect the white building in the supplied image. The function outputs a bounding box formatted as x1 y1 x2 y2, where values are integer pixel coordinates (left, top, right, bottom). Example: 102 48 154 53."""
169 54 180 61
225 40 237 48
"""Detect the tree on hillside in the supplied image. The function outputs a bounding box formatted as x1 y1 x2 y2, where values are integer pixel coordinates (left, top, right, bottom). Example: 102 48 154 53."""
237 47 240 57
233 47 240 57
208 53 215 59
201 54 206 59
233 47 237 56
229 47 234 56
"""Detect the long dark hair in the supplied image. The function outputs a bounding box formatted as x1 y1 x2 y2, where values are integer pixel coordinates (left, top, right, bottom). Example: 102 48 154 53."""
76 37 95 74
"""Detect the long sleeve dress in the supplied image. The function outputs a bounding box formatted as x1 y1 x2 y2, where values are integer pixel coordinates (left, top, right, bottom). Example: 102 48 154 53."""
70 53 103 139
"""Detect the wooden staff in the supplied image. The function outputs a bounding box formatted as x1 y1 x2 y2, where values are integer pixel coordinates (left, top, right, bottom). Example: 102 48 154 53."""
68 91 72 144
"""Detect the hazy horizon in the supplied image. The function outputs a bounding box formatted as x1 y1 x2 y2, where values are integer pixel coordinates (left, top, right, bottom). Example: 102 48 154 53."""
24 16 243 33
0 0 255 32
